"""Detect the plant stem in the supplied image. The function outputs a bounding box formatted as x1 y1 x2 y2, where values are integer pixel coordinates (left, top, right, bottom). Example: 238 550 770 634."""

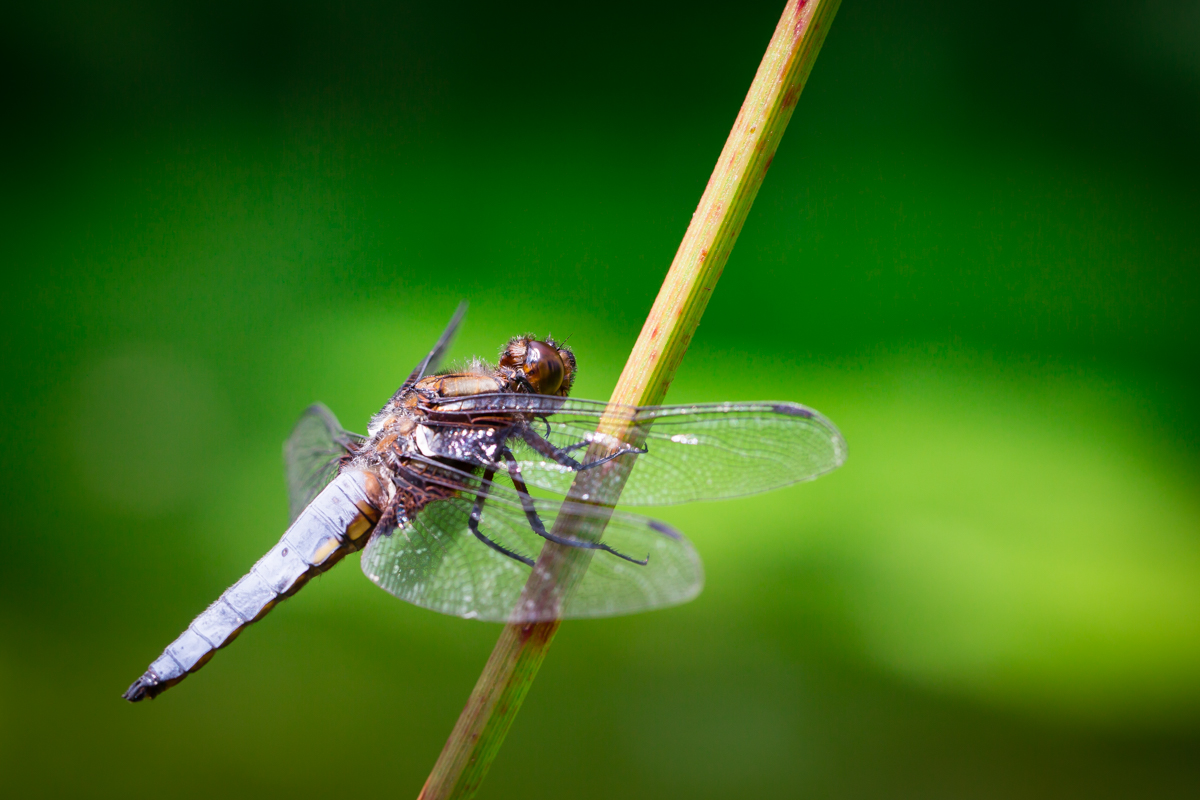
417 2 841 797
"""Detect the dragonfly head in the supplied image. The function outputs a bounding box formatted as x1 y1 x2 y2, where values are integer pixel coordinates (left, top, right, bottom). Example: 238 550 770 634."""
499 337 576 396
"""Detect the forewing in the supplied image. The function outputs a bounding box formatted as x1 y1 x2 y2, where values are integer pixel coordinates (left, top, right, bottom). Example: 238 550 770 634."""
358 474 702 622
403 300 468 388
283 403 364 523
421 395 847 506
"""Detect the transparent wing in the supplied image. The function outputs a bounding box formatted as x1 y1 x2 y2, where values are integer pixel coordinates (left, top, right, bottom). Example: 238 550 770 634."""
418 395 847 506
359 467 702 623
403 300 468 388
283 403 364 523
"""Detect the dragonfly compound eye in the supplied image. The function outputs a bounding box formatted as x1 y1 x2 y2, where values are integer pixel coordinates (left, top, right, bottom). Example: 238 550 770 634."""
523 340 565 395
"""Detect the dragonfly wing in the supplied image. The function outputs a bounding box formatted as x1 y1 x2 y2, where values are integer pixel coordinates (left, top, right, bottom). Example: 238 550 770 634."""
419 396 847 506
359 471 702 622
403 300 468 388
283 403 364 523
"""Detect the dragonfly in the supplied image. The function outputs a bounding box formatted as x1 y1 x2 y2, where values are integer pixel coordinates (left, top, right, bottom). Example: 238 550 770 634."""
123 303 846 701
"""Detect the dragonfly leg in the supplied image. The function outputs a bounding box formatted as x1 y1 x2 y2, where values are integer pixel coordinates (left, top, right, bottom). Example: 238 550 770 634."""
519 426 646 472
374 501 399 537
500 447 648 566
469 467 535 567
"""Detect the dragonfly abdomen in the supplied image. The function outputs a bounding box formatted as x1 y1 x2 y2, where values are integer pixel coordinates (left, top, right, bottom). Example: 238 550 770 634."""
122 471 383 702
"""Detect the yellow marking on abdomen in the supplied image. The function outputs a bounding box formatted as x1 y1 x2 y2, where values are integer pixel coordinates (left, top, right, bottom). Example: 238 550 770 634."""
346 512 372 541
355 500 381 524
312 537 341 564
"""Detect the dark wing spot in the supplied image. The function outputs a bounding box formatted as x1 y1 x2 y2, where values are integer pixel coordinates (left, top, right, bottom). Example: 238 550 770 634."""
648 520 682 540
772 403 814 418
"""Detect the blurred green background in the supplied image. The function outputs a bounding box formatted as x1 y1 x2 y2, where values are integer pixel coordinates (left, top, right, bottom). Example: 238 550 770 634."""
3 0 1198 796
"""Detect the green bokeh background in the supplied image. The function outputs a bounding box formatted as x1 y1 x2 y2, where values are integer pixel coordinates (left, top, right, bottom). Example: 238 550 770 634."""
3 1 1199 796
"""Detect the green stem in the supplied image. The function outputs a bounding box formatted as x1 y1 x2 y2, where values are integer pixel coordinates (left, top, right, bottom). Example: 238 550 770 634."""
417 2 841 797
